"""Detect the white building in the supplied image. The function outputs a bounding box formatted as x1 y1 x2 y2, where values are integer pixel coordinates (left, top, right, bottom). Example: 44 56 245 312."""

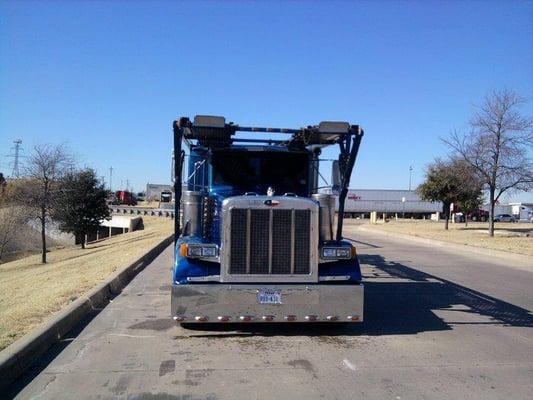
510 202 533 222
337 189 442 218
146 183 173 202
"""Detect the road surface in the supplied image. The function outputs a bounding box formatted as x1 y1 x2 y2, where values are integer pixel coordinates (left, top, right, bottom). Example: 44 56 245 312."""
10 227 533 399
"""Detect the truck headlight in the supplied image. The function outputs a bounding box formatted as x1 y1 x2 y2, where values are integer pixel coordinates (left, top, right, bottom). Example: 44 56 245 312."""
180 244 219 259
201 246 217 257
323 248 337 258
336 248 351 258
321 246 354 260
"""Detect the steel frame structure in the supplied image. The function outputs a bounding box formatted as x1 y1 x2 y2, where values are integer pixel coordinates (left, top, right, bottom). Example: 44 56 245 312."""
172 117 364 243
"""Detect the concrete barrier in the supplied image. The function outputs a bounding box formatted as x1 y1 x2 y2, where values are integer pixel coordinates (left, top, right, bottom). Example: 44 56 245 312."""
107 207 175 219
0 233 175 390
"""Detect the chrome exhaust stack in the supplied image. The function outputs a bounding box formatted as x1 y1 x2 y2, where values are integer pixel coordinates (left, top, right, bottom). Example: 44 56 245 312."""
312 193 336 242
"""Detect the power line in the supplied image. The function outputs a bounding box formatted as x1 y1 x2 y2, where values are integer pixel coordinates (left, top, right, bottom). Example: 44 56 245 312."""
5 139 23 178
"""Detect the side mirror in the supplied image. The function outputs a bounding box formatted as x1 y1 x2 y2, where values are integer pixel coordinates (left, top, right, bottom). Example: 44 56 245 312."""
331 161 341 194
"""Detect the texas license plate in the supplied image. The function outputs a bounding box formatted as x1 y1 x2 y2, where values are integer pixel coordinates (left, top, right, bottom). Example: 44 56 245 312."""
257 289 282 304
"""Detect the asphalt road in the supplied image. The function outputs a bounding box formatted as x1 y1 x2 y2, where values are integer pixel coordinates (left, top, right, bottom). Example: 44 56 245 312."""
10 228 533 400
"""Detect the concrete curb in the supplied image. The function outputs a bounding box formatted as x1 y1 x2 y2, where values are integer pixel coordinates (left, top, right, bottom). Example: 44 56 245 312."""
356 225 532 270
0 233 175 390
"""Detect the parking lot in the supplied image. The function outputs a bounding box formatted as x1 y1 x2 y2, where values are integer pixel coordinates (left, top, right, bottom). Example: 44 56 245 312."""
10 228 533 399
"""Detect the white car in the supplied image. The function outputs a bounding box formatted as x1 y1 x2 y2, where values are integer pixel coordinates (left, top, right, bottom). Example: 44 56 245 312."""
493 214 516 222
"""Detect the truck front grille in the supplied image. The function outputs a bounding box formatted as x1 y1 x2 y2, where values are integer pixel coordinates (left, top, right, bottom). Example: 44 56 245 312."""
229 208 311 275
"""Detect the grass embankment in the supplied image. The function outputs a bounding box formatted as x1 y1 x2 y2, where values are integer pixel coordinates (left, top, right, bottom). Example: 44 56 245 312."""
351 219 533 257
135 201 161 208
0 217 173 351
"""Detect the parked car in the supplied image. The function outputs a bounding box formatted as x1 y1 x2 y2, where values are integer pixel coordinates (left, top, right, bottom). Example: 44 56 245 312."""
493 214 516 222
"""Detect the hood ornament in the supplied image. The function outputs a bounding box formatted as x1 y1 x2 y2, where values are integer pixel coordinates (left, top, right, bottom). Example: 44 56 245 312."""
267 186 275 197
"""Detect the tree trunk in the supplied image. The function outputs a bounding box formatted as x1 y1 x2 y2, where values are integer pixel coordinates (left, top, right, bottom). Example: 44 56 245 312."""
81 234 85 249
444 207 449 230
489 188 495 237
465 216 468 227
40 210 47 263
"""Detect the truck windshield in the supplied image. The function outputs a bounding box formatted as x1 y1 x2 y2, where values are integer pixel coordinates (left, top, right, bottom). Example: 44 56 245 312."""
211 150 309 196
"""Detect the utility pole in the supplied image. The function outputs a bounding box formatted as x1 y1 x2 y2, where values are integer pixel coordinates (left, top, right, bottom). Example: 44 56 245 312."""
6 139 23 178
126 179 130 192
408 165 413 191
109 166 113 191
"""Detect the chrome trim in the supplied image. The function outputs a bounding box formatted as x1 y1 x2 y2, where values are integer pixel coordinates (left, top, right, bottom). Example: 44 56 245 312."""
245 209 251 274
318 275 351 281
268 210 273 274
220 196 319 283
290 209 295 274
187 275 221 282
172 283 364 323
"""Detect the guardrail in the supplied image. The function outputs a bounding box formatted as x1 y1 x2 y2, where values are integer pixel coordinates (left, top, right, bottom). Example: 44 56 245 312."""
109 206 176 218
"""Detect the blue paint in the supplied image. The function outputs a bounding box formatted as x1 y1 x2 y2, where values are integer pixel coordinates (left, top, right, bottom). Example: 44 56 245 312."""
174 146 362 285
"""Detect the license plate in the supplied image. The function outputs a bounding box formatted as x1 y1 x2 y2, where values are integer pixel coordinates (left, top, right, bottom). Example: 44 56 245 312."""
257 289 282 304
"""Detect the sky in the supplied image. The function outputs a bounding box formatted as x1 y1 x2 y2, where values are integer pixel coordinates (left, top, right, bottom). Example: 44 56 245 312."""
1 0 532 202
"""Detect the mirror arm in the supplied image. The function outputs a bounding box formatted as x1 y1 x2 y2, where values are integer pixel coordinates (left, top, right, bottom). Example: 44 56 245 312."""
173 120 185 245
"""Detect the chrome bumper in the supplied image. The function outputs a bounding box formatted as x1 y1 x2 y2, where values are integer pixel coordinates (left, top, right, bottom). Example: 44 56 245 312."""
171 283 363 323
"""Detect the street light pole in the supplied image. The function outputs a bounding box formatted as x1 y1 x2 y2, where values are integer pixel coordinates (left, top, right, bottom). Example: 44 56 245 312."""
409 165 413 191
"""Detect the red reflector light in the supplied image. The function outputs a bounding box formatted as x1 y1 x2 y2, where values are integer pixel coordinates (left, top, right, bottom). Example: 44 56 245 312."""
285 315 297 321
173 316 186 322
305 315 317 321
217 316 231 322
239 315 254 322
262 315 275 321
326 315 338 321
195 316 208 322
347 315 360 321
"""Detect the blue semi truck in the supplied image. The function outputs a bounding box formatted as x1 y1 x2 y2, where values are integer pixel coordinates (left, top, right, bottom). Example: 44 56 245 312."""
171 115 364 323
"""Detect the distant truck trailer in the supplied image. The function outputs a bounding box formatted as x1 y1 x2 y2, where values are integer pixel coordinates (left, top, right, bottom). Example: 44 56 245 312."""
160 190 172 202
115 190 137 206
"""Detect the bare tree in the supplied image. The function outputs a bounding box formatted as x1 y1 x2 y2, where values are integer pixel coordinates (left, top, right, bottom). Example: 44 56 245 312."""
444 89 533 236
16 144 74 263
0 185 24 262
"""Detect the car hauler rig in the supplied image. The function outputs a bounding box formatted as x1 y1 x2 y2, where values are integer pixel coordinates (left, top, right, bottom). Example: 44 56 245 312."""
171 116 364 323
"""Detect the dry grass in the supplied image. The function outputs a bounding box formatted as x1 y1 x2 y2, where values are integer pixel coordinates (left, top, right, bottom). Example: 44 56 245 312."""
0 217 173 351
135 201 161 208
352 219 533 257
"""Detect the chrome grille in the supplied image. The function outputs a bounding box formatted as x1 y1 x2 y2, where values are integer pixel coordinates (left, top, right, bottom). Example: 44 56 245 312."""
229 209 247 274
229 208 311 275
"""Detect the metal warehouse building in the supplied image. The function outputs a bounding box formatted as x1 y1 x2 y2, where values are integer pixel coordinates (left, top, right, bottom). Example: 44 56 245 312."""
146 183 173 202
337 189 442 218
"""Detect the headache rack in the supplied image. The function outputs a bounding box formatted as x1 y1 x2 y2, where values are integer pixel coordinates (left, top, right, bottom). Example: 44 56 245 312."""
172 115 364 243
